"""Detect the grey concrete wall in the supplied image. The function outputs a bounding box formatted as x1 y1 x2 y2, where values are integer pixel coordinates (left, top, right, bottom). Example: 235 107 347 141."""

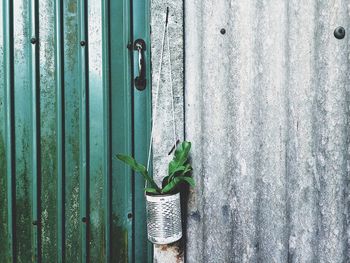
185 0 350 262
151 0 350 262
150 1 184 187
150 0 185 262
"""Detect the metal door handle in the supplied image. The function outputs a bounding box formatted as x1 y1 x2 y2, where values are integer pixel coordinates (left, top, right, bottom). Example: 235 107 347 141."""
134 39 146 90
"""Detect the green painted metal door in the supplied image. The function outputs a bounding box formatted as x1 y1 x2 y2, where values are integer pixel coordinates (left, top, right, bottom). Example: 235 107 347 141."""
0 0 152 262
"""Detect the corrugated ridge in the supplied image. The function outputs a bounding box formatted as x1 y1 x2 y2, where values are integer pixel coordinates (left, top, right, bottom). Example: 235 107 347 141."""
185 1 350 262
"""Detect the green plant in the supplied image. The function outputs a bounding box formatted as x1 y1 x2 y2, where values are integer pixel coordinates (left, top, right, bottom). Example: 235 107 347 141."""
116 141 195 194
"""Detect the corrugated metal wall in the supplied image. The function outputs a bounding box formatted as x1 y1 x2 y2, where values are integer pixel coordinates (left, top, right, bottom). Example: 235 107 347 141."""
0 0 142 262
184 0 350 262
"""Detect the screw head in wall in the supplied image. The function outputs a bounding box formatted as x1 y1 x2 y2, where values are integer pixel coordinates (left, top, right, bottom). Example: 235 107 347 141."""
334 26 345 39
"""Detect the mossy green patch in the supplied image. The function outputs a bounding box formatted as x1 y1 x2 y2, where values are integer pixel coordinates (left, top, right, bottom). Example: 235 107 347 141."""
15 125 33 263
111 214 128 263
0 134 11 262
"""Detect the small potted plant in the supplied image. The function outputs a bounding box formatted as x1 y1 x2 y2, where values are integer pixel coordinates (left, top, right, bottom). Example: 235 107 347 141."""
116 141 194 244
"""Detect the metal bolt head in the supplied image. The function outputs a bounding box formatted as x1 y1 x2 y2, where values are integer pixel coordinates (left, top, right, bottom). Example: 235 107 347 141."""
80 40 86 46
334 26 345 39
220 28 226 35
127 42 133 50
82 217 87 223
30 37 37 44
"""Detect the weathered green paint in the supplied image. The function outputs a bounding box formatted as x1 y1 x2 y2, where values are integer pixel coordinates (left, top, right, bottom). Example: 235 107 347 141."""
63 0 82 261
13 0 35 261
1 0 13 261
1 0 152 261
55 0 64 260
0 135 10 261
101 0 111 261
39 0 58 261
88 0 107 260
78 0 88 260
133 0 153 261
110 0 133 261
29 0 40 260
111 214 129 263
0 0 11 259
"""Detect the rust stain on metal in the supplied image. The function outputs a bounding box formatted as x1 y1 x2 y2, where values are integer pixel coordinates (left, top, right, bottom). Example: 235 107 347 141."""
154 241 184 263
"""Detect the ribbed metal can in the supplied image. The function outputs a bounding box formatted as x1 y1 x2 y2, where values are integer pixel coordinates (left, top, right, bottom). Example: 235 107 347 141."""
145 192 182 244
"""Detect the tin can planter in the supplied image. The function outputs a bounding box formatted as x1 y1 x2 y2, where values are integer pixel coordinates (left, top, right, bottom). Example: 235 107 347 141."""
146 192 182 244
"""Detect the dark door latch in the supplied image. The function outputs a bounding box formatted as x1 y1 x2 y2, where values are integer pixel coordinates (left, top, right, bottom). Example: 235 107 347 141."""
134 39 146 90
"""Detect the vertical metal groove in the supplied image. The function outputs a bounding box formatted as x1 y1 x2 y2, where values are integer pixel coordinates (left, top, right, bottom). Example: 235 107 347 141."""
102 0 111 261
79 0 89 261
132 0 153 260
129 0 135 260
4 0 15 260
55 0 65 261
29 0 41 261
110 0 133 260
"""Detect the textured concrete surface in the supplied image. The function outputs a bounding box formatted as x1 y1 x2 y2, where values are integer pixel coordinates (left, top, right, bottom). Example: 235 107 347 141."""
154 243 184 263
185 0 350 262
152 0 350 262
150 0 184 262
150 0 184 185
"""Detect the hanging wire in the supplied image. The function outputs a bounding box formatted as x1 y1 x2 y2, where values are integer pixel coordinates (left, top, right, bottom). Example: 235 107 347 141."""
166 16 177 154
146 7 177 189
146 8 168 173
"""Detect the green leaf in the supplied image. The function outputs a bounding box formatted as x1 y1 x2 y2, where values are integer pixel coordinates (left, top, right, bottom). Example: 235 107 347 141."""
161 176 195 194
168 163 193 185
162 175 170 188
169 165 186 175
168 141 191 177
116 154 146 173
161 177 180 194
144 187 158 194
180 163 192 176
181 176 195 187
116 154 161 192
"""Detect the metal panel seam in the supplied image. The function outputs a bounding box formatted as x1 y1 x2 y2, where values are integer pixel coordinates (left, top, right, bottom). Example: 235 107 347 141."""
4 0 15 259
55 0 65 261
79 0 90 261
29 0 41 260
102 0 111 260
